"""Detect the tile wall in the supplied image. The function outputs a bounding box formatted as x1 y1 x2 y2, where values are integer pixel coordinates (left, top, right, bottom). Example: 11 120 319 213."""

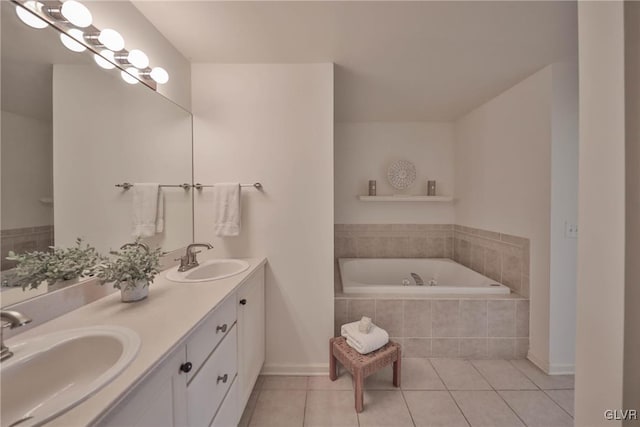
1 225 54 271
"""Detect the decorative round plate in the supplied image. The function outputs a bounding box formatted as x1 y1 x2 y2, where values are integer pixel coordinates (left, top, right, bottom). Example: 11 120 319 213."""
387 160 417 190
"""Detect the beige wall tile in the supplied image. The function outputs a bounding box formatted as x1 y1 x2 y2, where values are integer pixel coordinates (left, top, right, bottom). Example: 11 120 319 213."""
407 237 428 257
426 236 446 257
404 338 432 357
515 300 529 338
460 338 489 359
520 275 530 298
335 236 357 258
470 244 485 274
476 229 502 241
500 233 529 247
348 299 375 323
334 299 348 337
484 248 502 282
403 300 432 337
432 338 460 357
488 338 515 359
432 300 460 337
375 299 404 336
460 300 488 337
515 339 529 359
488 300 516 337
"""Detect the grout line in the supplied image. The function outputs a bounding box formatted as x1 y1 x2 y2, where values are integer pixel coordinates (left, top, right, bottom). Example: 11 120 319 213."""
301 388 308 427
542 389 575 419
399 389 417 427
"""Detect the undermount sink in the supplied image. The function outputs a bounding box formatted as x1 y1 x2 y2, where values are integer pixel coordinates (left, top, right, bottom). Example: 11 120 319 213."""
166 259 250 283
1 325 140 427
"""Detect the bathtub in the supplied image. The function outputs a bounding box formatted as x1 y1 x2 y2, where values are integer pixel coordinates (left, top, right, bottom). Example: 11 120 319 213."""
339 258 510 295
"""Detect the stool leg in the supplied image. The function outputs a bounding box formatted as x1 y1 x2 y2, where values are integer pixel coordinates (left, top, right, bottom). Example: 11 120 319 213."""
329 341 337 381
393 352 401 388
355 370 364 413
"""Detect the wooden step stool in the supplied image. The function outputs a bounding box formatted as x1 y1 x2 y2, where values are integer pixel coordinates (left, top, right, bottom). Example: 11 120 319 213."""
329 336 401 413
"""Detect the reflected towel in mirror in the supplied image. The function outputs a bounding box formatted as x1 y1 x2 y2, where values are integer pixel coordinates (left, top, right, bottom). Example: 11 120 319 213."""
132 183 164 237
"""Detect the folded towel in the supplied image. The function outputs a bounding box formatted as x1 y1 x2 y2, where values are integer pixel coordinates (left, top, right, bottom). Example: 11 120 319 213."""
341 321 389 354
213 183 241 237
132 183 164 238
359 316 372 333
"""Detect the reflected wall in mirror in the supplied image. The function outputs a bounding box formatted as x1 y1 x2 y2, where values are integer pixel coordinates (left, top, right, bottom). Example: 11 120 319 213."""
1 1 193 306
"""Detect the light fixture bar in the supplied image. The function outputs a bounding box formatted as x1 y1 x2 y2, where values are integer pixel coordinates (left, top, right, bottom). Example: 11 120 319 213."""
11 0 168 90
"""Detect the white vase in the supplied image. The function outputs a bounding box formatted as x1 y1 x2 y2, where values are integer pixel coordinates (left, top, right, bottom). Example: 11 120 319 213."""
120 279 149 302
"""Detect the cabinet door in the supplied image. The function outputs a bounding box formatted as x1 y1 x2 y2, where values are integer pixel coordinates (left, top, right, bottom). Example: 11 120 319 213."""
237 266 266 409
97 346 187 427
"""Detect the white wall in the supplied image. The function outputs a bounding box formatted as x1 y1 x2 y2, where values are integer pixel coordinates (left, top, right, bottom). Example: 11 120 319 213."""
1 110 53 229
334 122 454 224
192 63 334 374
548 59 579 373
575 2 626 425
624 1 640 419
90 1 191 111
53 65 192 254
454 67 553 370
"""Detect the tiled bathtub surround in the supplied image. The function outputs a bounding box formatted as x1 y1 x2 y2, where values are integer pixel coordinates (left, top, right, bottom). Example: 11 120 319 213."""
335 297 530 359
453 225 530 297
334 224 530 297
1 225 54 271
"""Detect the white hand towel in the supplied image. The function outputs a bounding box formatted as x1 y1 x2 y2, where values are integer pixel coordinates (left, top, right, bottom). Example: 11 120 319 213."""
341 321 389 354
359 316 372 333
213 183 241 237
132 183 163 237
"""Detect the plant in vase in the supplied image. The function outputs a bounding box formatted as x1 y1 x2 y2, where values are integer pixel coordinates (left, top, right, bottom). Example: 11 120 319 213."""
97 241 163 302
6 238 105 290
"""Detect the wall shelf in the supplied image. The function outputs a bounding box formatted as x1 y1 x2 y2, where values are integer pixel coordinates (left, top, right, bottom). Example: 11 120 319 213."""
357 195 453 202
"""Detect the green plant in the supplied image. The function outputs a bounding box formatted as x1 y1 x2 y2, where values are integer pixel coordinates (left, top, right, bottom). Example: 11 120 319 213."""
97 241 163 291
6 238 105 290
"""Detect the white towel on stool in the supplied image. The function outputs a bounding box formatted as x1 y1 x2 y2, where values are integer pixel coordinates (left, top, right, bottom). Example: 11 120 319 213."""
213 183 241 236
132 183 164 237
341 321 389 354
359 316 372 333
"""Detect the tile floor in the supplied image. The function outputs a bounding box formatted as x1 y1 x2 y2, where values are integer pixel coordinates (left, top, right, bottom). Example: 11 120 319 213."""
239 359 574 427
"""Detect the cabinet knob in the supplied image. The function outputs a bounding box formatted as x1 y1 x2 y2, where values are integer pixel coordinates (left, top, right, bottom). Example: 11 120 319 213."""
216 324 228 333
180 362 193 373
217 373 229 384
239 299 247 305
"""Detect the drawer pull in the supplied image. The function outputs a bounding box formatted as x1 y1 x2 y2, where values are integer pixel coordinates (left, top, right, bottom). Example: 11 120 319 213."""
180 362 193 373
239 299 247 305
216 324 228 333
217 374 229 384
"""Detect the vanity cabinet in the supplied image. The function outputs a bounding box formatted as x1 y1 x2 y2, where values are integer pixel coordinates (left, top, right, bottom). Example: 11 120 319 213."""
98 265 265 427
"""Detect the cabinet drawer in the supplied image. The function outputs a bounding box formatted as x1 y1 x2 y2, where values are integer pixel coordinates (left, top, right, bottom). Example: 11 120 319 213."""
187 324 238 427
186 295 236 381
211 377 239 427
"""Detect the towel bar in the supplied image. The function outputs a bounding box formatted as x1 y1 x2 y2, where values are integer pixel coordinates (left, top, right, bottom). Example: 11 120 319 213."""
115 183 191 190
193 183 262 190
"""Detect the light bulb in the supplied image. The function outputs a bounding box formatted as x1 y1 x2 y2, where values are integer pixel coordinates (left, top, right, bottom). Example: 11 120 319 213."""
121 68 139 85
60 0 92 28
98 29 124 51
127 49 149 69
150 67 169 84
15 1 48 29
94 50 115 70
60 29 86 53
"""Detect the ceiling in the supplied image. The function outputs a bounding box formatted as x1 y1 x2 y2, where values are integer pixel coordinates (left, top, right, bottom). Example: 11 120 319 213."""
133 0 577 122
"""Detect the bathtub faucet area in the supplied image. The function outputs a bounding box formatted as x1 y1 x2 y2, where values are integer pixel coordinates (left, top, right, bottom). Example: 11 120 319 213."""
410 272 425 286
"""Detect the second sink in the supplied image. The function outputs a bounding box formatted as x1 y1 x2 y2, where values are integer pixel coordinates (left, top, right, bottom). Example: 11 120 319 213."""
166 259 250 283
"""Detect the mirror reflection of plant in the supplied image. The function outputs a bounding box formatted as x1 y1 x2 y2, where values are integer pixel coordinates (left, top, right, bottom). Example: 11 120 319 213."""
6 238 106 290
96 240 163 291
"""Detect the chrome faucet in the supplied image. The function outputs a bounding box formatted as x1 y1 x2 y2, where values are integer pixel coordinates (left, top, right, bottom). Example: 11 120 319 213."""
1 310 32 361
410 272 425 286
176 243 213 272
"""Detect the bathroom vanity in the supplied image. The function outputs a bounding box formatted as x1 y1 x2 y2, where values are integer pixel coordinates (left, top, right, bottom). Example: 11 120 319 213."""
3 256 266 427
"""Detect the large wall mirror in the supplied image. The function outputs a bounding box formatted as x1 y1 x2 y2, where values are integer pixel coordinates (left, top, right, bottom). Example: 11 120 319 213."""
1 1 193 306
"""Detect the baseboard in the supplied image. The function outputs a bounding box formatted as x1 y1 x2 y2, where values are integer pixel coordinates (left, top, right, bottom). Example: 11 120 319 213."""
527 352 575 375
261 363 329 376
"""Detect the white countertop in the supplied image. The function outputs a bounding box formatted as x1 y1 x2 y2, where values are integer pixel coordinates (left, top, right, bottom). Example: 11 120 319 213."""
5 256 267 427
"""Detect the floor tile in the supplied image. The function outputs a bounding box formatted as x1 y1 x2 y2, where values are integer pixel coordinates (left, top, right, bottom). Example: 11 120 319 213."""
404 390 470 427
254 375 266 389
357 390 414 427
308 374 353 390
499 390 573 427
364 365 397 390
304 390 358 427
545 389 575 416
510 360 574 390
451 390 525 427
431 359 492 390
249 390 306 427
401 358 446 390
471 360 537 390
239 390 259 427
261 375 308 390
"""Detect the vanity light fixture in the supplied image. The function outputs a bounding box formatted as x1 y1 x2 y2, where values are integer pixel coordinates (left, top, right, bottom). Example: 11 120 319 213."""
60 0 92 28
12 0 170 88
121 68 140 85
97 29 125 52
60 28 86 52
94 50 116 70
127 49 149 69
15 1 48 29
